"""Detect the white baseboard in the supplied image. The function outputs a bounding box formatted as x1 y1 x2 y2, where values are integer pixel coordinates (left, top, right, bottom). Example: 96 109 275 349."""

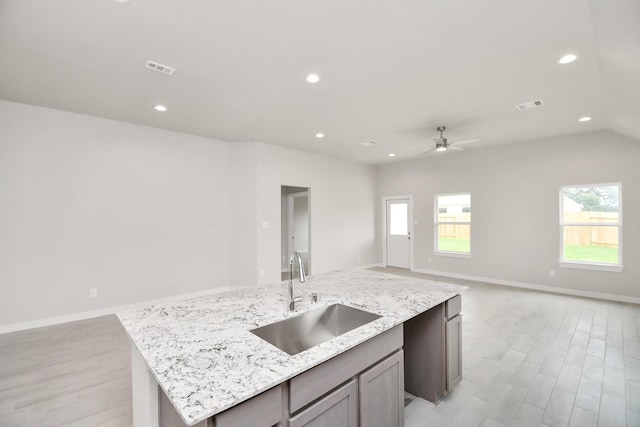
0 286 233 334
410 267 640 305
358 263 385 269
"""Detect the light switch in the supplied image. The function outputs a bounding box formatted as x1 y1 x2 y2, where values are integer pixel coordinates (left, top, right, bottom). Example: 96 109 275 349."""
261 221 270 229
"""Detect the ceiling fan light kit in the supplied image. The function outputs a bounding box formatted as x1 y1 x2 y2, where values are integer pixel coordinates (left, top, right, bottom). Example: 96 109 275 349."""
423 125 482 155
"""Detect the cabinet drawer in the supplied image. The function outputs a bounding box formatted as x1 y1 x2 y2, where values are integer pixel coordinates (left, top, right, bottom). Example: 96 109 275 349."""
288 380 357 427
446 295 461 320
215 385 282 427
289 325 403 413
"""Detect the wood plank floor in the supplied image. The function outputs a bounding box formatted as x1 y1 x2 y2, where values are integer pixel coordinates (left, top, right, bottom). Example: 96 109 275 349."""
371 267 640 427
1 268 638 426
0 315 132 426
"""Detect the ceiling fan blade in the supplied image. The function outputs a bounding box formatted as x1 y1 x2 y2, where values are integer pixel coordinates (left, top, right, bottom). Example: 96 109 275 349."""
448 145 465 151
402 145 426 151
450 137 483 146
422 147 437 155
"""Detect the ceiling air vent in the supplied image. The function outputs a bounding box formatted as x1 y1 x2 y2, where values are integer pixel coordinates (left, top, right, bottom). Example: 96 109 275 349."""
516 99 544 111
360 141 377 146
145 60 175 75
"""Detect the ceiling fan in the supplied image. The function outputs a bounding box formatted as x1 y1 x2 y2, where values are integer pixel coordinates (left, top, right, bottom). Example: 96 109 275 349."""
423 126 482 154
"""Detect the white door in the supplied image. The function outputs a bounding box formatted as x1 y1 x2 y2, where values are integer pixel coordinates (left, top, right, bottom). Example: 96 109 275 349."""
386 199 411 269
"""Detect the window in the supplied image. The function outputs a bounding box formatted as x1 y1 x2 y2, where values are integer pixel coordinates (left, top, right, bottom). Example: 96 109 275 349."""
559 183 622 271
388 203 408 235
435 193 471 256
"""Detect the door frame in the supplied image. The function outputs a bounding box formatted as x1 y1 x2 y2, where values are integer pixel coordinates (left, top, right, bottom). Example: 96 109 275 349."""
382 195 414 269
285 189 310 274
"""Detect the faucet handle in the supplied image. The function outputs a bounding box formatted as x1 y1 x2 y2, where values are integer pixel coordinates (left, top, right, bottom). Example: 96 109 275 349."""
289 296 303 312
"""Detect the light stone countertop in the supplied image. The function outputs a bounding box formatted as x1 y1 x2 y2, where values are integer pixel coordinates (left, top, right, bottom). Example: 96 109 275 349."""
117 269 467 426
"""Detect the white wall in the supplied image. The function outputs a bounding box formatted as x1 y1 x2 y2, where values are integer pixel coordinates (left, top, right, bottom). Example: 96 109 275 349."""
0 100 231 326
228 142 258 287
0 101 378 328
253 143 377 285
376 130 640 300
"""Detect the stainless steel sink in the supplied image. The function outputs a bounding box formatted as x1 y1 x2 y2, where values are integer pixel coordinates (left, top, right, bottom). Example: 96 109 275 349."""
250 303 382 355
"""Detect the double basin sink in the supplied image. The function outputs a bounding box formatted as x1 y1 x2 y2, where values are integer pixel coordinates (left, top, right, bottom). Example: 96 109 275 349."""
251 303 381 355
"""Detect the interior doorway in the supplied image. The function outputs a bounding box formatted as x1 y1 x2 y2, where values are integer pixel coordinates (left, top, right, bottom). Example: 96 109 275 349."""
281 186 310 280
382 196 413 269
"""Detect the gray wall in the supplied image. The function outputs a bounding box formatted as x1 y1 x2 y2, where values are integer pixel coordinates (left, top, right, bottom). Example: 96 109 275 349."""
376 130 640 300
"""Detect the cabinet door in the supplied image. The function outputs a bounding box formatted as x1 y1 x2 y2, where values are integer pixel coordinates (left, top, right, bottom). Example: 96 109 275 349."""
289 380 357 427
446 315 462 391
359 350 404 427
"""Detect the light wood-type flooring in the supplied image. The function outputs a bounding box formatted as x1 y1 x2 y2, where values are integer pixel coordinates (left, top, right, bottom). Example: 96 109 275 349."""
1 268 639 426
371 267 640 427
0 315 132 426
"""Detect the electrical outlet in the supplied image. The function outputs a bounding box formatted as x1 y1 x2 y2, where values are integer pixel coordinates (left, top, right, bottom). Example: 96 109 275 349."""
90 288 98 298
357 254 361 260
260 269 265 276
428 257 433 263
549 270 555 277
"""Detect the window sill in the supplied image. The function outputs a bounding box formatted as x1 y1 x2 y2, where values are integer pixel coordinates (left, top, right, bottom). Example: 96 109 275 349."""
558 261 624 273
434 251 471 259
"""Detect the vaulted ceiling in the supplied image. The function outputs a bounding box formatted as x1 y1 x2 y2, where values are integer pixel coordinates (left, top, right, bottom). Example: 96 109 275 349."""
1 0 638 164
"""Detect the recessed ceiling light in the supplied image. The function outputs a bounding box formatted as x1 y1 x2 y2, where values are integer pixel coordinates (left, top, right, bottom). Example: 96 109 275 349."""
388 153 396 157
154 105 167 112
315 133 324 138
113 0 131 3
578 116 592 122
306 74 320 83
558 54 577 64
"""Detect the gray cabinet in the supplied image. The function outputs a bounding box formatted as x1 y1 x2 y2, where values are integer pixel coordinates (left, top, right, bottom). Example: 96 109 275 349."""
159 384 282 427
403 295 462 403
403 302 445 402
289 326 404 427
289 326 403 414
289 380 357 427
445 314 462 391
215 385 283 427
445 295 462 391
359 350 405 427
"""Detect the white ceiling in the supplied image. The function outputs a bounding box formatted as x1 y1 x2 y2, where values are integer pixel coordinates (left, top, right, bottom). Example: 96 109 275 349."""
1 0 638 164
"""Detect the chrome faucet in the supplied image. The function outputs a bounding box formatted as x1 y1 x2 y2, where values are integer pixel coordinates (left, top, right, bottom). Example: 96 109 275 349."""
288 251 306 311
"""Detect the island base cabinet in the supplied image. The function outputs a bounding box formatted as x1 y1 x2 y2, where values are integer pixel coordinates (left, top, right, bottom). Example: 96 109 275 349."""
288 380 357 427
359 350 404 427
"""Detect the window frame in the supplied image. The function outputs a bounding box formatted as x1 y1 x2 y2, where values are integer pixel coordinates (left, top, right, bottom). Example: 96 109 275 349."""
434 192 471 259
558 182 623 272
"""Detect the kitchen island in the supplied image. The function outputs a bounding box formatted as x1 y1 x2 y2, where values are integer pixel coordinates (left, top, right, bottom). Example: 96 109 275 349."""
117 269 466 427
